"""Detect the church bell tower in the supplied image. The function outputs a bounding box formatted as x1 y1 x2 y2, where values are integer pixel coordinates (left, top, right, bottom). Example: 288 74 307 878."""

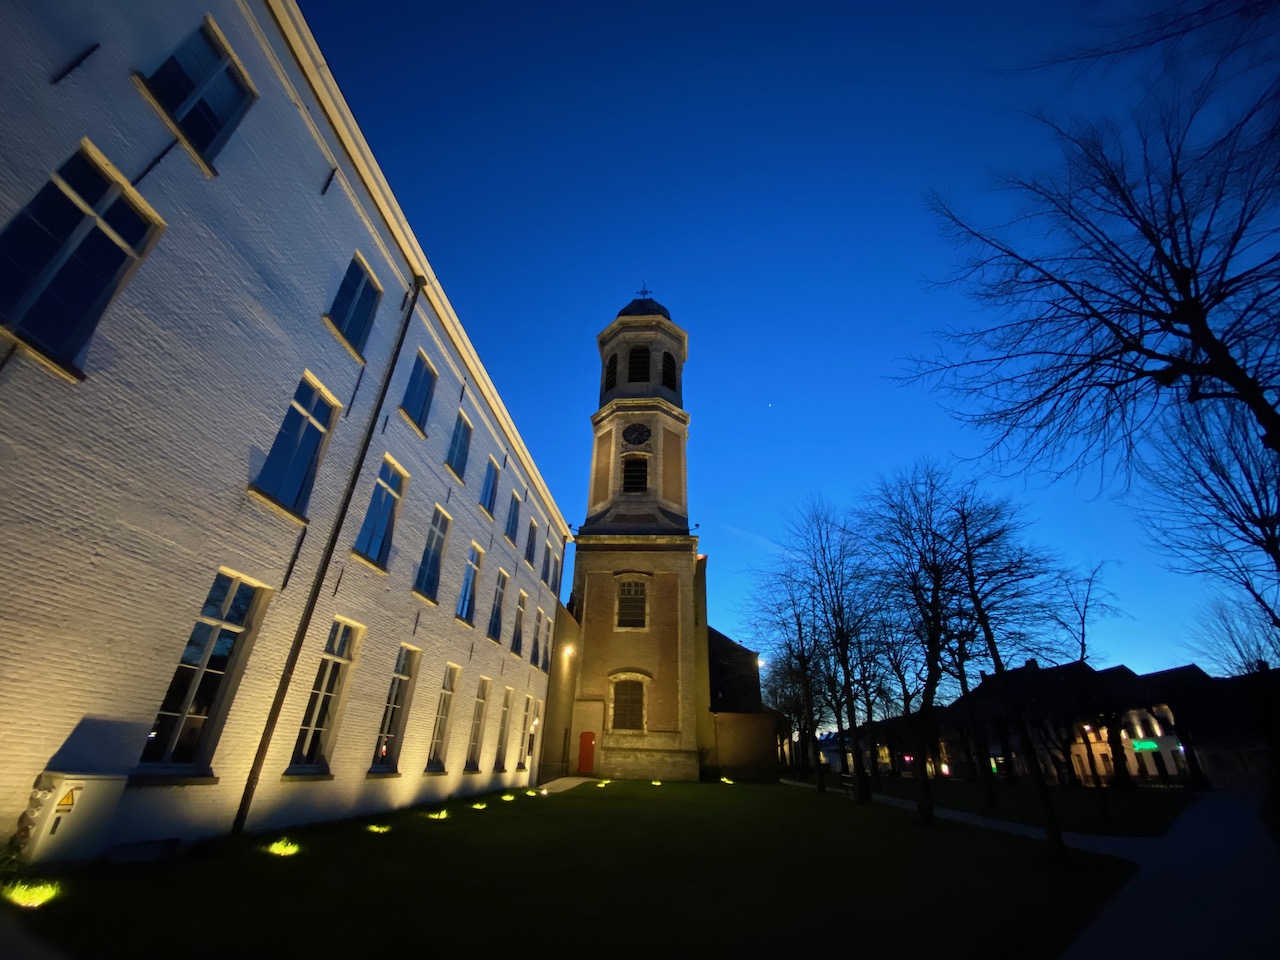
562 296 707 781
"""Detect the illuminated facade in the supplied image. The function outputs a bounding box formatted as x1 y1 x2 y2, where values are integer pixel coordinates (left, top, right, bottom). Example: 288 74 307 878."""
0 0 568 863
541 299 777 782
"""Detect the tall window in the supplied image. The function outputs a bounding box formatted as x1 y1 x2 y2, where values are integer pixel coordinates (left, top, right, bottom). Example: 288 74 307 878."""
540 542 551 584
401 351 436 431
140 20 254 165
612 679 644 730
325 256 380 354
494 688 513 772
479 459 500 515
455 545 482 624
627 345 650 382
618 581 646 628
603 353 617 390
662 351 677 389
485 570 509 641
371 645 416 771
530 608 543 665
253 377 336 516
414 508 450 601
353 457 406 568
550 554 562 595
622 456 648 493
511 593 527 655
425 665 459 772
140 571 263 766
465 678 491 771
517 695 534 769
524 520 538 565
504 492 521 542
445 413 472 479
0 144 160 366
541 617 552 672
292 619 360 769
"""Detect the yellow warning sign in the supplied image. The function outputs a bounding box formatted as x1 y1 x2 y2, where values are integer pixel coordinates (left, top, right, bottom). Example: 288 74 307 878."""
57 790 75 807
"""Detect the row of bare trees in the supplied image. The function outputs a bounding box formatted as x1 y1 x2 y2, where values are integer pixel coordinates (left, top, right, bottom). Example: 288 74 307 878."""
755 461 1122 849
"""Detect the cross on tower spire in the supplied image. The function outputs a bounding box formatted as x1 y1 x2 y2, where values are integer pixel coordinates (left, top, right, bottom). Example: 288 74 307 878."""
636 283 652 298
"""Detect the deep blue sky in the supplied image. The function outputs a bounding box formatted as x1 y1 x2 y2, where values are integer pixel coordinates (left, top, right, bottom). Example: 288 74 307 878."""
296 0 1215 675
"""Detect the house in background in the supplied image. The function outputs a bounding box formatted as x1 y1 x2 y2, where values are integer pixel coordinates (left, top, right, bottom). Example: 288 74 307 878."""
1 0 568 864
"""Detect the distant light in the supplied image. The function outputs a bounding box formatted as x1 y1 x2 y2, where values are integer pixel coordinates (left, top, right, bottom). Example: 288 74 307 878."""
1132 739 1159 752
501 794 515 801
471 802 488 810
651 780 662 786
426 810 449 820
539 788 548 795
365 824 391 834
563 645 575 657
2 881 59 909
265 838 299 857
526 789 538 796
757 658 766 668
940 763 950 776
720 776 734 785
597 782 607 788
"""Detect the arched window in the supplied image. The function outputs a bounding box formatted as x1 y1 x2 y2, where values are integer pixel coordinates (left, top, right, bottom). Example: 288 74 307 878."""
604 353 617 390
628 346 650 382
622 456 647 493
662 351 677 389
611 678 645 731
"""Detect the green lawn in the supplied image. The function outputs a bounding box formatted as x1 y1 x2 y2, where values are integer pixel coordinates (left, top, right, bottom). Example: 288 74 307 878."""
3 780 1135 958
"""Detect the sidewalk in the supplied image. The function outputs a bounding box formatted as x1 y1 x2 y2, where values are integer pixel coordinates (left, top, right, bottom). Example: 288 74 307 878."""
857 784 1280 959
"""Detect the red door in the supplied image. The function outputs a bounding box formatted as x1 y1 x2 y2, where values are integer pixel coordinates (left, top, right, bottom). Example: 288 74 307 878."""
577 731 595 775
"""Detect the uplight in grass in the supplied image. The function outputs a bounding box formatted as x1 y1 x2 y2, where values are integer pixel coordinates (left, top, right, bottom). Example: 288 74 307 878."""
265 838 300 857
2 880 60 909
651 781 662 786
426 810 448 820
526 790 538 797
366 824 391 834
501 794 515 801
471 802 487 810
539 788 548 795
720 776 734 784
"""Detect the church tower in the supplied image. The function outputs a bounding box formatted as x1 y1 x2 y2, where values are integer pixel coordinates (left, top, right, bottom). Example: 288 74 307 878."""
561 296 708 780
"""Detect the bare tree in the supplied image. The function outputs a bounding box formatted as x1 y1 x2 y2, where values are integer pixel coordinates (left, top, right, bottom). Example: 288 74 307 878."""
1186 595 1280 674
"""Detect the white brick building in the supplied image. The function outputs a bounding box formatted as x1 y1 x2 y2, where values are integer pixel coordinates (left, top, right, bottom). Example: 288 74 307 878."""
0 0 569 862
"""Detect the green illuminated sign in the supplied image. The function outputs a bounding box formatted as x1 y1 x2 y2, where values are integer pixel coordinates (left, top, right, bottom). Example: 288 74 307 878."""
1131 740 1158 751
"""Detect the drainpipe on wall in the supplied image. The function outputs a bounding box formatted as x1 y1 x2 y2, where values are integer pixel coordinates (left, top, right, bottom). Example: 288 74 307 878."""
232 274 427 836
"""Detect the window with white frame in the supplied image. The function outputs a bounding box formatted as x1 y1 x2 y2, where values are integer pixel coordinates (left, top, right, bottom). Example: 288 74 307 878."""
401 350 436 432
550 553 562 595
140 571 264 767
414 507 450 601
139 19 255 165
530 608 543 665
425 665 459 772
517 694 534 769
371 645 417 771
0 143 162 368
540 542 551 584
494 687 513 772
445 412 472 479
292 619 361 769
504 491 521 542
485 569 508 641
479 458 499 515
611 677 645 731
541 616 552 672
353 457 406 569
464 677 490 771
252 377 337 517
524 519 538 565
325 255 380 355
618 580 646 628
511 593 527 655
455 544 482 624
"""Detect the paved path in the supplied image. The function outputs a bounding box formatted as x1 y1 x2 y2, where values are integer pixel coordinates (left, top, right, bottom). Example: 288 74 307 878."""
858 785 1280 959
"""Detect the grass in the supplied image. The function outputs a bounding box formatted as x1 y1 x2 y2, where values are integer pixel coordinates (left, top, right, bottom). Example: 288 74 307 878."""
2 780 1134 958
860 774 1199 836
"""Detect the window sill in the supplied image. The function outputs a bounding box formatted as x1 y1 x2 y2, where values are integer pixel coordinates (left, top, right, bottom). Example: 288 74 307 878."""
478 506 495 521
486 633 502 643
454 616 475 629
247 485 309 525
397 406 428 439
516 763 527 772
131 73 219 178
444 463 466 485
322 314 368 365
462 766 481 775
493 766 506 774
366 769 401 780
280 770 335 782
510 648 524 659
350 551 389 575
127 771 219 788
411 588 439 606
423 764 447 776
1 326 87 383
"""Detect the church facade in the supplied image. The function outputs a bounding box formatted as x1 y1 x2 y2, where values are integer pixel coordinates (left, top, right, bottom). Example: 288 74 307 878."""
540 299 777 783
